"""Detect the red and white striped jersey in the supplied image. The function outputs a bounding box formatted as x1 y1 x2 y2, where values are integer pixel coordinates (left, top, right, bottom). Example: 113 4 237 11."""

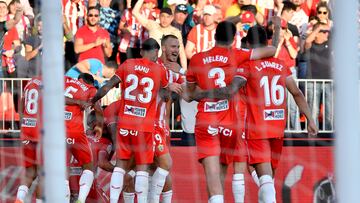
233 31 246 50
187 24 217 55
155 59 184 127
118 8 151 52
62 0 87 35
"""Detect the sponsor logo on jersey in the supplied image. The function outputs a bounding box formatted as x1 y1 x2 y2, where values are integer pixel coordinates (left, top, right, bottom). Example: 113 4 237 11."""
124 105 146 117
22 118 37 127
264 109 285 120
64 111 73 120
207 125 219 136
119 128 139 136
204 100 229 112
218 126 233 137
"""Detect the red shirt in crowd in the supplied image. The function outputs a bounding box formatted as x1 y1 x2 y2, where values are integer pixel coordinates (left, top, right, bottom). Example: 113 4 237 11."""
115 58 169 132
2 28 19 67
236 57 291 139
75 25 110 64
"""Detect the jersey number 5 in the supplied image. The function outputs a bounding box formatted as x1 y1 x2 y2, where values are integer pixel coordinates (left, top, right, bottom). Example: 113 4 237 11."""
260 75 285 106
124 74 154 103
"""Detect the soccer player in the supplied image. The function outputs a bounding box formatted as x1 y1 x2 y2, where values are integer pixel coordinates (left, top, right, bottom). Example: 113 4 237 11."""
15 77 43 203
64 73 103 203
90 38 169 203
148 34 184 203
194 25 318 203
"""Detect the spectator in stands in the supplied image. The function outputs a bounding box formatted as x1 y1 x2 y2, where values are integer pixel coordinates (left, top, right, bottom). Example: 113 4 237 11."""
232 11 256 49
0 0 22 71
171 4 192 45
62 0 87 36
24 14 42 77
133 0 187 70
316 1 332 28
6 0 33 19
7 0 30 43
99 0 120 62
185 5 217 59
118 0 150 63
305 22 333 130
74 6 112 64
289 0 311 38
226 0 265 25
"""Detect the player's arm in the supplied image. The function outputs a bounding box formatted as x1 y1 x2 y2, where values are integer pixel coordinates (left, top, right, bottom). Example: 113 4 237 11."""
286 76 318 137
98 150 115 172
250 16 281 60
93 101 104 139
91 75 121 104
192 77 247 100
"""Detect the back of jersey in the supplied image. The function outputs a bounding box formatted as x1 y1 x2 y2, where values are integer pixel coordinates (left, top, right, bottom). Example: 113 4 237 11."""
115 58 168 132
237 57 291 139
186 47 238 126
21 77 43 141
64 76 96 134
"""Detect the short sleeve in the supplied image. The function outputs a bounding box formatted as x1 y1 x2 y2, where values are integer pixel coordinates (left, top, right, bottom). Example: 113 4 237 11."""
186 26 197 44
160 65 169 88
186 58 197 83
115 60 127 81
235 62 250 80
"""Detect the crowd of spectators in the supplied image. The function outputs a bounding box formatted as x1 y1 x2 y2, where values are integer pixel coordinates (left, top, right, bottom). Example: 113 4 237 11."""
0 0 334 131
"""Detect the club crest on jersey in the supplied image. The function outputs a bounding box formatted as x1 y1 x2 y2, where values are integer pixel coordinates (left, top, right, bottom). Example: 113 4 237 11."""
22 118 37 127
158 144 164 152
124 105 146 117
207 125 219 136
204 100 229 112
64 111 73 120
264 109 285 120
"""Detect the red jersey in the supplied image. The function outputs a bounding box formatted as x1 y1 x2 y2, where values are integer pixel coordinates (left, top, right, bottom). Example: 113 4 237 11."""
236 57 291 139
64 76 97 134
115 58 169 132
186 46 250 126
21 77 42 141
75 25 110 64
103 100 121 127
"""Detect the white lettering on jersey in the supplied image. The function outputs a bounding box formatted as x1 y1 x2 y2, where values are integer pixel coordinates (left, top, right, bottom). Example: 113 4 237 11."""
203 55 229 64
264 109 285 120
204 100 229 112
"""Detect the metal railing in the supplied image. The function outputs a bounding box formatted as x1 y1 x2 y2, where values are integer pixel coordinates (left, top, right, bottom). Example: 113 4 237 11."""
0 78 334 134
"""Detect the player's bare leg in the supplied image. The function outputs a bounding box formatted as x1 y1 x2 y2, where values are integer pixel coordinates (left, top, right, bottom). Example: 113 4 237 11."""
110 159 128 203
123 158 136 203
76 162 95 203
149 153 172 203
232 162 246 203
201 156 223 203
254 163 276 203
220 163 228 187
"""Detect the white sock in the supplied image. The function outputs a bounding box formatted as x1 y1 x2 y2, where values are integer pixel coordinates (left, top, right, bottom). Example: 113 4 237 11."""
258 175 276 203
232 173 245 203
35 199 43 203
123 192 135 203
208 195 224 203
149 167 169 203
251 170 260 187
135 171 149 203
78 169 94 203
65 180 70 203
110 167 125 203
161 190 173 203
16 185 29 201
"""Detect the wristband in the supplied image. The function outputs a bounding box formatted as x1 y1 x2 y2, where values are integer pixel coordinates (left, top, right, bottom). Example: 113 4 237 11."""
179 67 186 75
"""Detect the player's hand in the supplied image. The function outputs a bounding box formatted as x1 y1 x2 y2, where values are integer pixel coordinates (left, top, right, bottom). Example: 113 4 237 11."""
164 62 182 73
80 100 92 110
307 120 318 137
94 125 102 140
168 83 183 95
